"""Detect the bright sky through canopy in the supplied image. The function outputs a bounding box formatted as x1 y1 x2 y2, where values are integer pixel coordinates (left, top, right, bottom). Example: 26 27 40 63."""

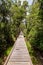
20 0 33 5
28 0 33 5
12 0 33 5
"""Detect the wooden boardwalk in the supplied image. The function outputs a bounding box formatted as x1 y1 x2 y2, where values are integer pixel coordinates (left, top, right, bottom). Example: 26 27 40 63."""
4 33 33 65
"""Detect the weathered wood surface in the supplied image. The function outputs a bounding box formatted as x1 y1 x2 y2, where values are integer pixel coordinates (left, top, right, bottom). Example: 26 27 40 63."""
4 32 33 65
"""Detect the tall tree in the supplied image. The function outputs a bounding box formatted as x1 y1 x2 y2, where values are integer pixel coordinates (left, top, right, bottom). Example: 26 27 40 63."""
26 0 43 51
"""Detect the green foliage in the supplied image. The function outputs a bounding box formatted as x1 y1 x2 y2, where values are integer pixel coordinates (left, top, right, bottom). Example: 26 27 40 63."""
4 46 12 56
26 0 43 52
0 58 3 65
0 0 28 57
28 26 43 51
0 0 17 55
26 41 39 65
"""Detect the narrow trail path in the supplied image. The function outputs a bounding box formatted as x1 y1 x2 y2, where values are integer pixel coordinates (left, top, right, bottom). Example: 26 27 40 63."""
4 32 33 65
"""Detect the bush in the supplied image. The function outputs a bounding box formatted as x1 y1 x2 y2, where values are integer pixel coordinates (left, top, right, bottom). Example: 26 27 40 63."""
0 58 3 65
28 26 43 52
0 22 14 55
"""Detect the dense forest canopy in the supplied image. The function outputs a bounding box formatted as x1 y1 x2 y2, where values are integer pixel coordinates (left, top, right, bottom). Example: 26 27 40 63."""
0 0 43 65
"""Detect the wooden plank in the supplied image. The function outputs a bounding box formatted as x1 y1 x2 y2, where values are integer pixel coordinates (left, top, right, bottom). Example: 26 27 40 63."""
7 62 31 65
